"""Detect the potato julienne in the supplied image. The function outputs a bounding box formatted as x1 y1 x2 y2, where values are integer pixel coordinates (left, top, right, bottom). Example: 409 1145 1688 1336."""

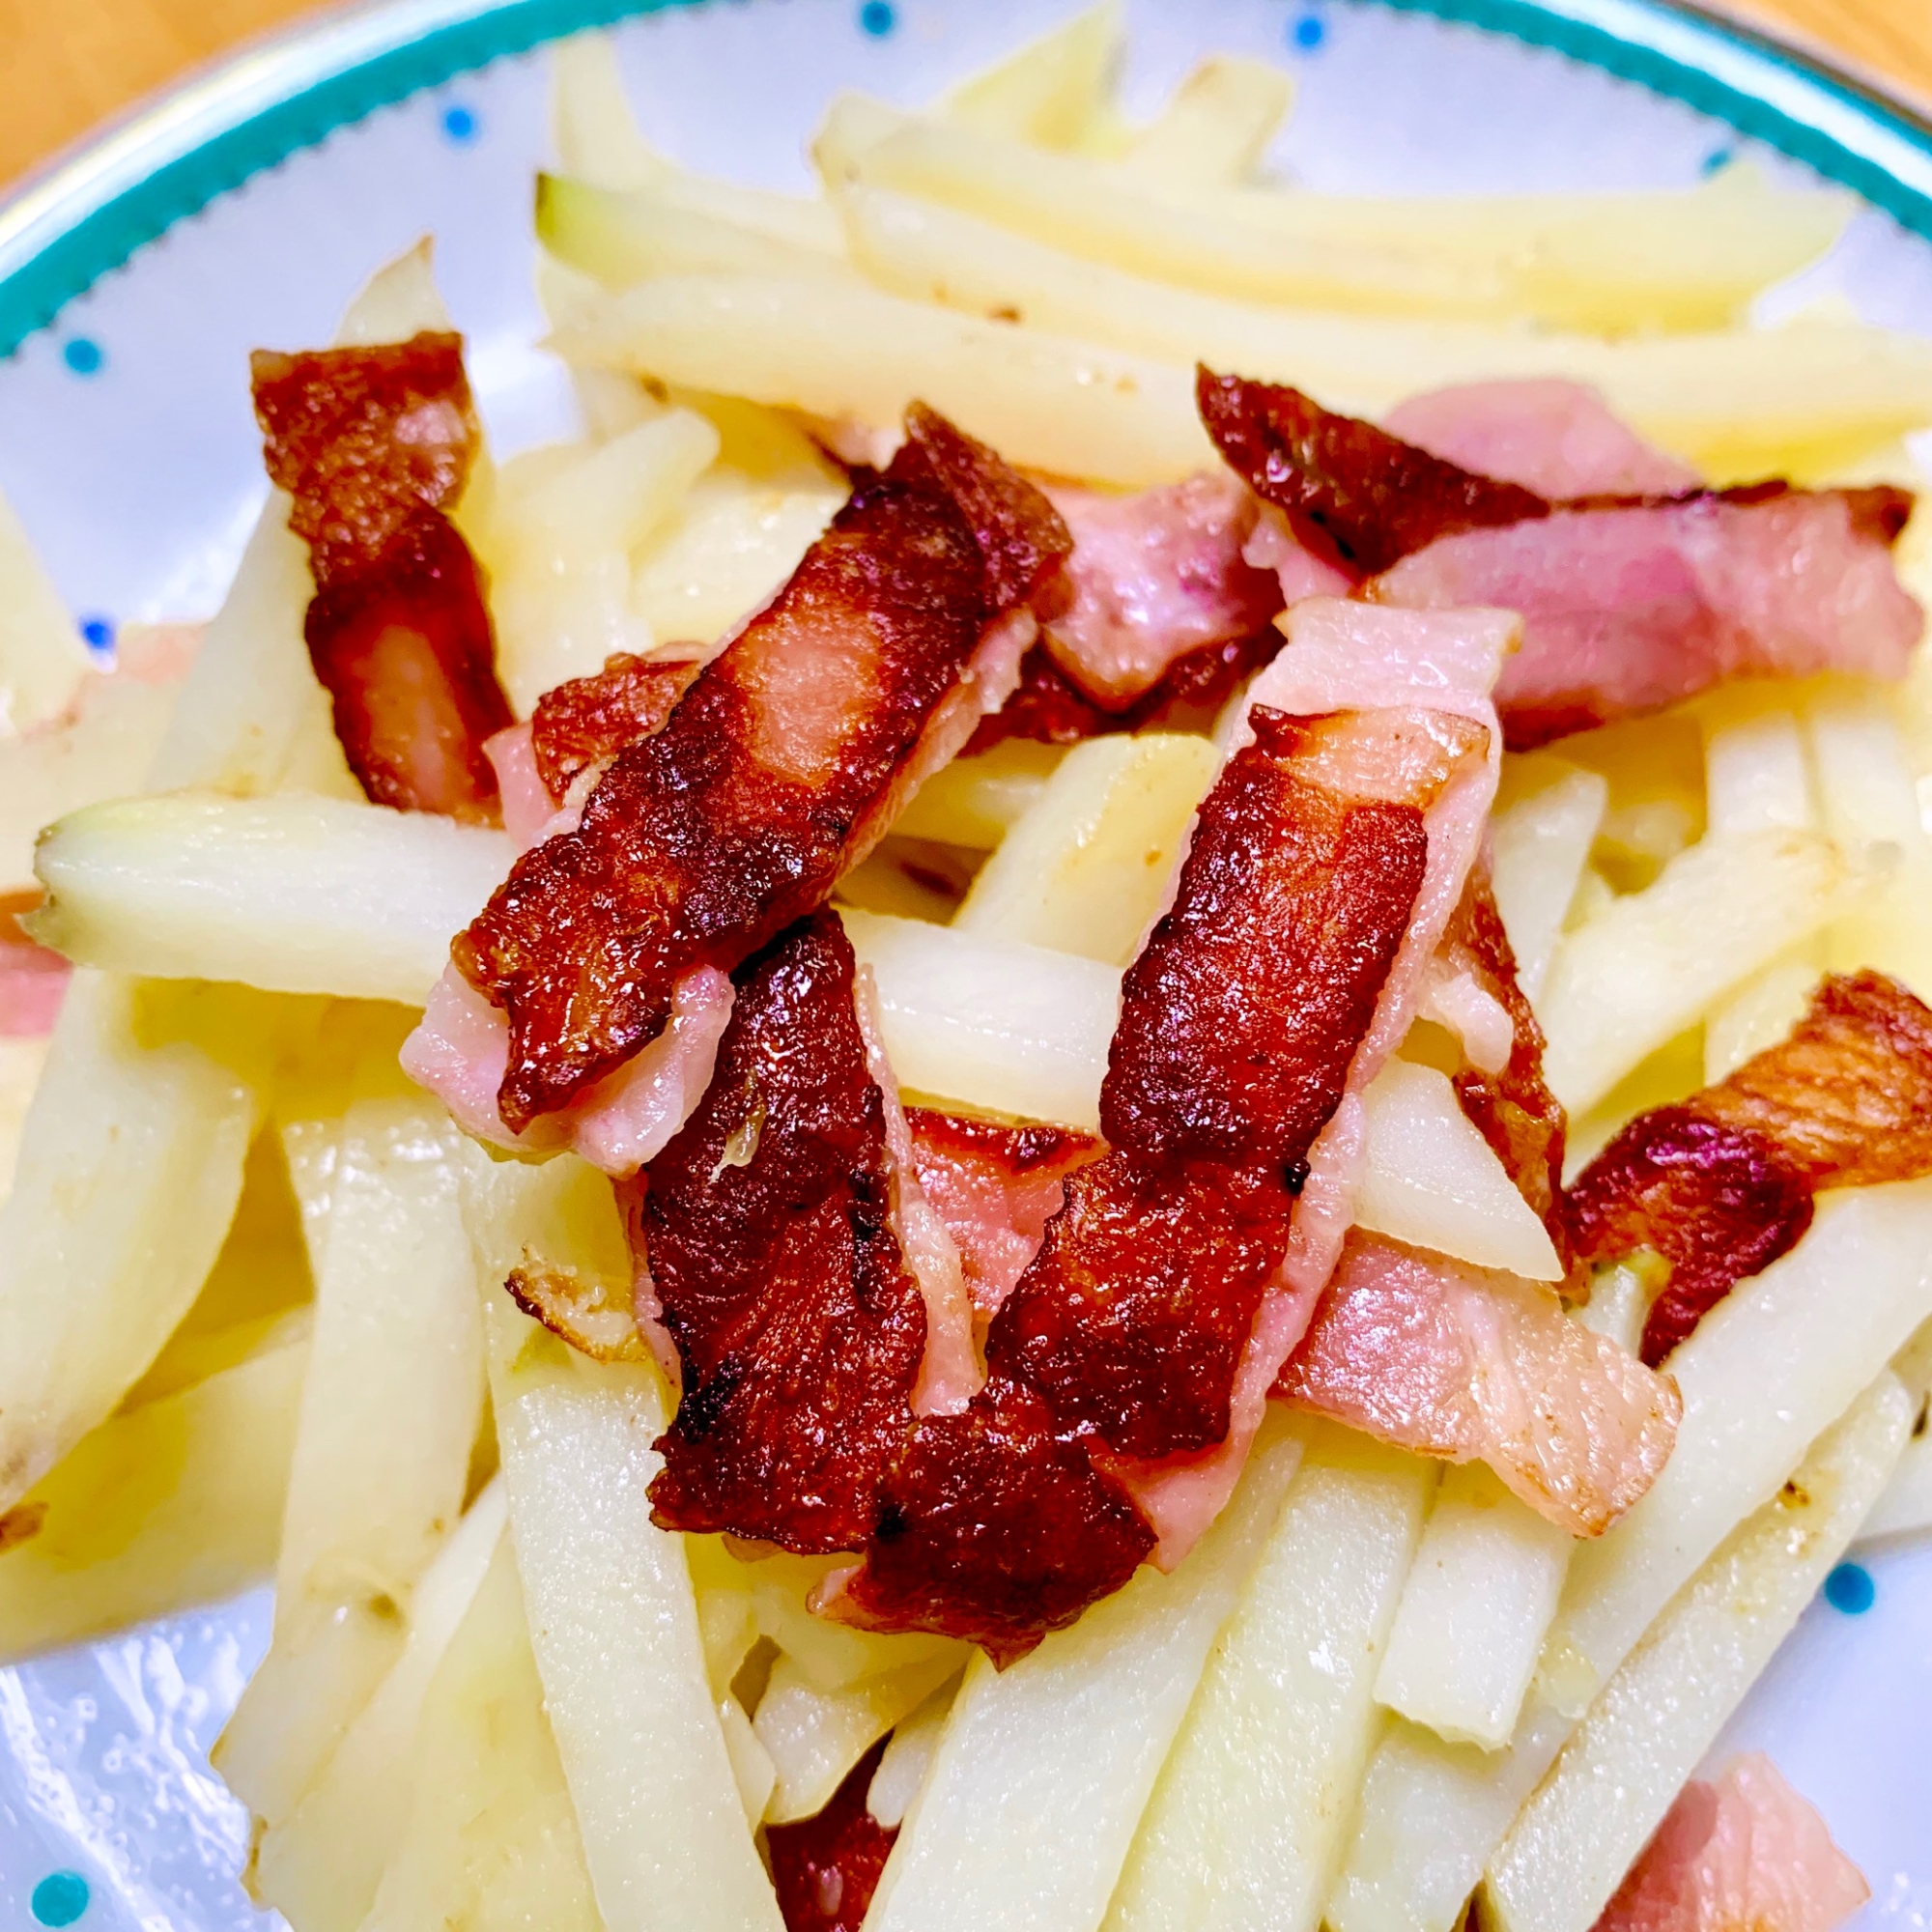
2 7 1930 1930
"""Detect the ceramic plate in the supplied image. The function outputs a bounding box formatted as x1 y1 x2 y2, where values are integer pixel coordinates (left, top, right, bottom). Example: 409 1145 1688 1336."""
1 1 1930 1924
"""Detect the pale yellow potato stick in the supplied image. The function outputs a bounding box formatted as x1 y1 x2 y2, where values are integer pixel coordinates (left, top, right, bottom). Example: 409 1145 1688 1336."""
0 1312 308 1662
867 1416 1305 1932
359 1535 603 1932
33 791 513 1007
551 273 1214 488
833 184 1932 476
939 1 1126 154
1485 1374 1912 1932
1112 57 1294 190
1105 1427 1433 1932
0 482 90 740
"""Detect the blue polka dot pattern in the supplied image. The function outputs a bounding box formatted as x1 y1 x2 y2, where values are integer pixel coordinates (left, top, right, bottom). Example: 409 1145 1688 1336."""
860 0 895 37
31 1871 90 1927
79 616 114 655
1824 1562 1875 1614
1292 14 1326 50
1701 144 1737 175
441 104 479 143
61 338 103 377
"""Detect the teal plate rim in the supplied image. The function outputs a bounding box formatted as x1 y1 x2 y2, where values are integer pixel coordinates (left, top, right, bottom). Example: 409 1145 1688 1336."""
0 0 1931 362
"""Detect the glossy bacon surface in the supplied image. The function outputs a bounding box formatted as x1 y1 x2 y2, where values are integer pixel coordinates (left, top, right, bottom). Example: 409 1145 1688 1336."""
1569 970 1932 1363
455 405 1069 1128
1274 1234 1680 1536
767 1739 899 1932
1198 368 1547 574
302 511 512 820
1039 475 1284 706
252 332 513 820
640 915 926 1553
903 1108 1100 1319
528 650 701 800
1437 865 1569 1243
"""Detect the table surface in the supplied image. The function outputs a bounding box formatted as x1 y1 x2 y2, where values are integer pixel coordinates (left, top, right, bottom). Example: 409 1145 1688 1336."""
0 0 1926 191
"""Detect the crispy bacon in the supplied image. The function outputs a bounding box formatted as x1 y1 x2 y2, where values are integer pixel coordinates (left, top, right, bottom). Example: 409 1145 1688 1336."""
1198 368 1547 575
301 511 511 820
639 915 927 1554
528 651 702 800
1568 970 1932 1364
1592 1754 1868 1932
1273 1234 1680 1536
1384 379 1699 499
767 1739 899 1932
251 332 513 820
1435 864 1569 1245
904 1108 1101 1319
454 404 1069 1129
1197 368 1921 748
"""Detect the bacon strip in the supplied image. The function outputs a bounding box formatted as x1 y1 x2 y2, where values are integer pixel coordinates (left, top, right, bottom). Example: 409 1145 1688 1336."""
528 650 703 800
251 332 513 821
1274 1234 1680 1536
1 899 69 1038
904 1109 1101 1320
1435 863 1569 1247
1568 969 1932 1364
639 915 927 1554
454 405 1068 1129
1384 379 1699 499
1592 1754 1868 1932
767 1739 900 1932
1197 369 1920 749
1127 599 1509 1556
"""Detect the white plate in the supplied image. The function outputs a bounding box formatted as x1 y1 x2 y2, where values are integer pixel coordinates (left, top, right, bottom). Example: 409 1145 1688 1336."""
0 0 1929 1923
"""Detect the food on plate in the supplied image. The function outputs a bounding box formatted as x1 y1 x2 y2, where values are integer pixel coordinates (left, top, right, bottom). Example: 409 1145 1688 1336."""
3 9 1929 1929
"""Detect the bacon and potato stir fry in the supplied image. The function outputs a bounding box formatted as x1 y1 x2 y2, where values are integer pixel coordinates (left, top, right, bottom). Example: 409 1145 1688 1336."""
5 11 1932 1932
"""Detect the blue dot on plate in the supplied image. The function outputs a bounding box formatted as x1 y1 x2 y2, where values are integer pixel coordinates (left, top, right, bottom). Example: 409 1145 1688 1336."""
1824 1562 1875 1614
62 337 103 377
1701 145 1737 176
859 0 896 37
441 103 479 143
79 615 114 655
1292 14 1326 50
31 1871 91 1927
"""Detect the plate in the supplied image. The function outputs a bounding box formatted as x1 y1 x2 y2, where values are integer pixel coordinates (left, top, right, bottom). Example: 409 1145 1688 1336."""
1 1 1929 1924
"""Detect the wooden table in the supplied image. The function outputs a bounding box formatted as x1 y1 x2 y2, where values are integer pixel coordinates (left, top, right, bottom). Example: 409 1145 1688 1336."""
0 0 1926 191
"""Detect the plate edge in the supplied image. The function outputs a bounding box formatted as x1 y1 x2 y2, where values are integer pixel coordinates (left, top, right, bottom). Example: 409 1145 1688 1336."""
1 0 1931 360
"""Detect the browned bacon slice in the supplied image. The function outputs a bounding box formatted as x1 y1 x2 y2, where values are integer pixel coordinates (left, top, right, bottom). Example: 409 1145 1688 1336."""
767 1739 899 1932
1197 369 1921 749
251 332 514 820
903 1108 1101 1319
528 650 702 800
1435 865 1569 1245
1198 368 1547 575
1568 969 1932 1363
639 914 926 1554
1273 1234 1680 1536
455 404 1070 1129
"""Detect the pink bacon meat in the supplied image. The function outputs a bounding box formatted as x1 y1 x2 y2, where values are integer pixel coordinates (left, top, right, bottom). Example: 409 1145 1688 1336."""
1593 1754 1868 1932
1198 367 1920 749
1274 1233 1680 1536
450 404 1068 1132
